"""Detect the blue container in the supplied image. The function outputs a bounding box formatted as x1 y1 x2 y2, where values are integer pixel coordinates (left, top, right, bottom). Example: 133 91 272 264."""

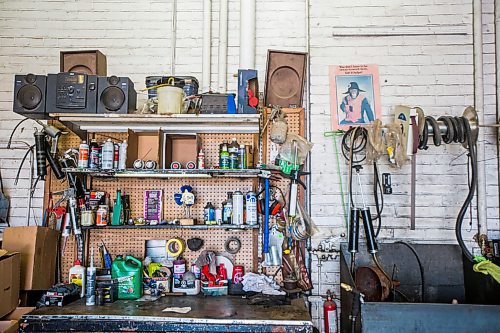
146 76 162 99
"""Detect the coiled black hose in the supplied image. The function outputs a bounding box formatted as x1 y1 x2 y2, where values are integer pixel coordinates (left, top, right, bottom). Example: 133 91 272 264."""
455 117 476 262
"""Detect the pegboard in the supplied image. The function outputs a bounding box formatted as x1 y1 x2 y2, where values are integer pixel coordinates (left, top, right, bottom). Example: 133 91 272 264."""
61 228 258 283
261 108 305 280
91 177 256 222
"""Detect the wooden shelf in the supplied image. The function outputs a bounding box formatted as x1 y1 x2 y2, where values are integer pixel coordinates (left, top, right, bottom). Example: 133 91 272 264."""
81 224 259 230
62 168 262 179
49 113 261 134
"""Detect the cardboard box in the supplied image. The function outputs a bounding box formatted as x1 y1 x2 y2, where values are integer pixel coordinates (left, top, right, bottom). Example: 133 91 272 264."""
3 307 35 320
0 251 20 319
126 130 161 168
161 134 200 169
0 320 17 333
2 227 59 290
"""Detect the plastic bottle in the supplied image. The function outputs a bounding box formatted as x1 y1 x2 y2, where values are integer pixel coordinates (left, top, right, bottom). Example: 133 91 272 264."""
204 202 215 225
238 144 246 169
69 260 86 298
101 139 114 170
113 143 119 169
111 255 143 300
220 144 230 169
228 138 239 154
118 140 128 170
111 189 124 225
222 192 233 224
86 248 96 305
197 149 205 169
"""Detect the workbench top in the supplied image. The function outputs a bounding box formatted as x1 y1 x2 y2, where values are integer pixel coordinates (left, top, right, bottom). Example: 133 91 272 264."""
20 295 313 333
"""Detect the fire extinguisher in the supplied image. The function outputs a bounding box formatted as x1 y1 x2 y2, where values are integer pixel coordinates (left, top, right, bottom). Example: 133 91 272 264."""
324 290 338 333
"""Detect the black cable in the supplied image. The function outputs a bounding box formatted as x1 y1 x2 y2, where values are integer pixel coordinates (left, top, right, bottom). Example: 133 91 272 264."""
14 145 35 185
7 118 29 149
438 116 454 144
373 162 384 237
342 127 367 164
455 117 476 262
395 241 425 302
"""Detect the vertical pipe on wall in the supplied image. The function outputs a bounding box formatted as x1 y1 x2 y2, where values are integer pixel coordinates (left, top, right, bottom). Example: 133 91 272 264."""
473 0 488 237
495 0 500 227
170 0 177 75
239 0 256 69
218 0 228 92
202 0 212 91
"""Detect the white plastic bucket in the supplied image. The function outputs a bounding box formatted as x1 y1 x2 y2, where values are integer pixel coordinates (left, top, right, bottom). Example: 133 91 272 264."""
157 86 185 114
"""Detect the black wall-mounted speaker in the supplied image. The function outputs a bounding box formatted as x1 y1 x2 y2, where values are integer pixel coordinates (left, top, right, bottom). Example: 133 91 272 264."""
46 72 98 114
13 74 48 119
97 76 137 114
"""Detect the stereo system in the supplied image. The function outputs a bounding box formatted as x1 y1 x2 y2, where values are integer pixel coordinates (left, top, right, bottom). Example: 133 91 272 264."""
13 73 137 119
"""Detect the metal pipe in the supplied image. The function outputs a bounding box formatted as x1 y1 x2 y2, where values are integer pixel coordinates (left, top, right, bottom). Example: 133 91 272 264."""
218 0 228 92
495 0 500 227
170 0 177 75
202 0 212 91
473 0 488 237
239 0 256 69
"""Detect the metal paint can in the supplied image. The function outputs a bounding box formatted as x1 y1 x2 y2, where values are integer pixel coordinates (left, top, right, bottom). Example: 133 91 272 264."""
133 159 144 169
245 191 258 225
144 160 156 169
170 161 182 169
232 191 244 225
232 265 244 284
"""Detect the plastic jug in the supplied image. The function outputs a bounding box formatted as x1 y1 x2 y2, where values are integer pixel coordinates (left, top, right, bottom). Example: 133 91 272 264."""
157 86 185 114
111 255 143 300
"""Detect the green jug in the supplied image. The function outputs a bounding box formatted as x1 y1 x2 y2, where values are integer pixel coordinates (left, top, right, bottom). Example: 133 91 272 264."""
111 255 143 300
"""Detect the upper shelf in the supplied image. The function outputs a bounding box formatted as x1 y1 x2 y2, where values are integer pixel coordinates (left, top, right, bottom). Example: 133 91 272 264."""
49 113 261 134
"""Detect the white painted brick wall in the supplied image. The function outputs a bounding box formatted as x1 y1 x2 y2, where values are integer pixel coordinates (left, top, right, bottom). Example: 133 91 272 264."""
0 0 498 331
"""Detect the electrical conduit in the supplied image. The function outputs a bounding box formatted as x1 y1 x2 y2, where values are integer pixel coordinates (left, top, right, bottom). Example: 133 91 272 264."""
239 0 256 69
202 0 212 91
218 0 228 92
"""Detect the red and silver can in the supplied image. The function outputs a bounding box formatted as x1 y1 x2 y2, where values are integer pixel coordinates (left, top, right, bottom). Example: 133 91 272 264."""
232 265 244 284
78 141 89 168
113 144 119 169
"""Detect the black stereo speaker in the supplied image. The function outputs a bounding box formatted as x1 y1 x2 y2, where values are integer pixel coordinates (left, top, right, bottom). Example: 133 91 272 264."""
97 76 137 114
13 74 48 119
46 72 98 114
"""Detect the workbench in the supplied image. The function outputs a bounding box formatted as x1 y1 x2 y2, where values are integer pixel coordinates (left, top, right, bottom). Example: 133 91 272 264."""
19 295 313 333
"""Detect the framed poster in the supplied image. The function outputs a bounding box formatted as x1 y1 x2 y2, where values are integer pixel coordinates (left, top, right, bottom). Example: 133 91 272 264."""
329 64 381 131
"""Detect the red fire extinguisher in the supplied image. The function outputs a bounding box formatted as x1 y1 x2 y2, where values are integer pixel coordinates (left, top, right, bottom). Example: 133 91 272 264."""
324 290 338 333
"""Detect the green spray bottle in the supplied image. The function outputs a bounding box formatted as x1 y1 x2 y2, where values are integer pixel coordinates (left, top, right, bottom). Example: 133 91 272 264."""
111 189 124 225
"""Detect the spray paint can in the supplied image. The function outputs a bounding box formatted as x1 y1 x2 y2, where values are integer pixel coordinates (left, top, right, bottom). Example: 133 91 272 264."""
232 191 244 225
245 191 258 225
89 140 99 169
78 141 89 168
238 144 246 169
113 143 119 169
101 139 114 170
118 140 127 170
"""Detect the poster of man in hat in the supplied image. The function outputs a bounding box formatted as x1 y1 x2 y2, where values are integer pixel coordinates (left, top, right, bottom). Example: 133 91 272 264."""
329 64 381 131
